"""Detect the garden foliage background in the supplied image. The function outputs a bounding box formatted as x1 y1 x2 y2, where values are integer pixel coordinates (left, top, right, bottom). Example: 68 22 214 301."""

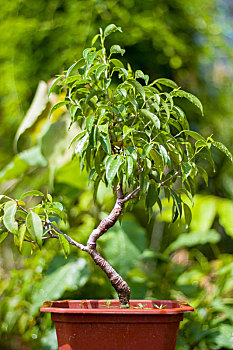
0 0 233 349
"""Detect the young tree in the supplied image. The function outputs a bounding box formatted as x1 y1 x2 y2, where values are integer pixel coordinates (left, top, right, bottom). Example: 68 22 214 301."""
0 24 232 307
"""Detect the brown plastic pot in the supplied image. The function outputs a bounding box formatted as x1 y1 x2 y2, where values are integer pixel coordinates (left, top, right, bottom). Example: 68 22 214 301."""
40 299 194 350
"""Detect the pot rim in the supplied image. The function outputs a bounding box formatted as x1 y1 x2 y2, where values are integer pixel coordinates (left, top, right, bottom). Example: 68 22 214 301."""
40 299 194 315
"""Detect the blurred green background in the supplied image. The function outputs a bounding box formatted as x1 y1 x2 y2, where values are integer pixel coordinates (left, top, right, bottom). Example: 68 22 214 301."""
0 0 233 349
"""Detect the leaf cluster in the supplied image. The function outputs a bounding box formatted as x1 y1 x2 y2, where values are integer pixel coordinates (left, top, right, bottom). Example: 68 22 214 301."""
0 193 68 256
49 24 232 223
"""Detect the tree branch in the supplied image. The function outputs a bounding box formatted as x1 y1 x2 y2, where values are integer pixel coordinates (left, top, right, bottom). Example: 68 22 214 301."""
87 247 130 306
121 186 140 203
160 170 180 186
49 222 87 251
24 235 59 243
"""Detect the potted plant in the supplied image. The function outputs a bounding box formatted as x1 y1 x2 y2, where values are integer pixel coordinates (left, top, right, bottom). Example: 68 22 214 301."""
0 24 232 350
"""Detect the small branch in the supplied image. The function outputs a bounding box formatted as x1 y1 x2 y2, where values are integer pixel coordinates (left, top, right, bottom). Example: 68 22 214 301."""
160 170 180 186
49 222 87 251
24 235 59 243
17 204 29 214
121 186 140 203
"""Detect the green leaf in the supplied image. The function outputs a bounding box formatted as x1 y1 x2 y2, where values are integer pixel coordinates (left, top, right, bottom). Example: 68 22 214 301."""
135 70 149 84
141 174 149 193
183 130 206 142
86 115 95 134
171 90 203 115
48 76 62 96
126 156 134 179
75 133 88 155
110 45 125 56
104 24 122 37
123 125 133 139
212 141 233 162
141 109 160 129
26 211 43 248
0 231 8 244
69 130 87 149
66 58 85 78
110 58 124 68
183 203 192 226
106 156 123 185
112 67 128 78
91 34 100 46
99 132 111 154
49 101 70 118
170 189 182 219
142 144 153 159
17 224 26 252
125 147 137 162
86 51 97 66
197 166 208 186
127 79 145 100
95 64 108 79
3 201 18 234
181 162 192 181
161 100 170 119
159 145 170 166
59 234 70 259
93 176 101 202
168 229 220 251
150 149 164 170
153 78 178 89
173 106 189 130
20 190 44 200
146 184 158 210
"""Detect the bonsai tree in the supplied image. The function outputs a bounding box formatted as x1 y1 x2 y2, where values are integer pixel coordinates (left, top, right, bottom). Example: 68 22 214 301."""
0 24 232 307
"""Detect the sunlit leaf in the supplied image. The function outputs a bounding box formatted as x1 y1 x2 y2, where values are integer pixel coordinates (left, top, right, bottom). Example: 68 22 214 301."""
104 24 122 37
49 101 70 118
153 78 178 89
110 45 125 56
48 76 62 97
212 141 233 162
17 224 26 252
3 201 18 234
106 156 123 185
141 109 160 129
171 90 203 115
26 211 43 248
127 79 145 100
66 58 85 78
20 190 44 200
181 162 192 181
95 64 108 79
59 234 70 258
